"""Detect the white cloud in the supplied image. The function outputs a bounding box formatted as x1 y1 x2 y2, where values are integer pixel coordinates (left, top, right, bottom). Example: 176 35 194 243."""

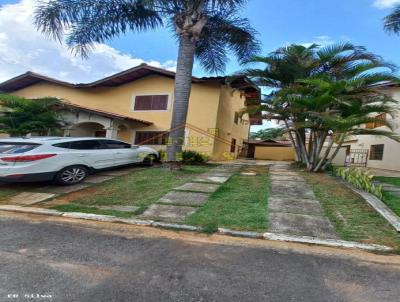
0 0 177 83
374 0 400 9
300 36 336 48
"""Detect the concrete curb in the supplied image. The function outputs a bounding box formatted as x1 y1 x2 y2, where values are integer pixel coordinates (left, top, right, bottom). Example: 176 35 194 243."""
218 228 263 239
263 232 392 252
341 181 400 232
0 206 393 252
0 205 63 216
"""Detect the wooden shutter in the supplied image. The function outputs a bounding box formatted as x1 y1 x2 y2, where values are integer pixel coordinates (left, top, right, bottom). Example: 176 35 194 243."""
134 96 152 110
134 95 168 110
152 95 168 110
135 131 168 145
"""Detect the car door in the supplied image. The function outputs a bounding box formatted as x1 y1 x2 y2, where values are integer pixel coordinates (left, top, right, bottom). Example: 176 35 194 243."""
100 140 140 166
66 140 115 169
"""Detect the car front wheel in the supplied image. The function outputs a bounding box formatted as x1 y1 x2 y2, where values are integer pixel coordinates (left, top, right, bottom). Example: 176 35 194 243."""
143 154 156 166
55 165 88 185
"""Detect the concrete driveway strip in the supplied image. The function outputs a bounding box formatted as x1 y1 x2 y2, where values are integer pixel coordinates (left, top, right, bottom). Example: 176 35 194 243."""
0 215 399 302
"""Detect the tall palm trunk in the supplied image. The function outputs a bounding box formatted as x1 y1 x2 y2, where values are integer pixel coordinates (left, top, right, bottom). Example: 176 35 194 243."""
167 34 196 162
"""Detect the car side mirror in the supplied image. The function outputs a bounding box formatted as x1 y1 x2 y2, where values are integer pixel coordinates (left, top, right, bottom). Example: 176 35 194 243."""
131 145 139 149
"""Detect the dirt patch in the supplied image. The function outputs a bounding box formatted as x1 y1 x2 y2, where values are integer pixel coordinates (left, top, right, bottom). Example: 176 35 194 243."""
38 187 99 208
242 166 269 174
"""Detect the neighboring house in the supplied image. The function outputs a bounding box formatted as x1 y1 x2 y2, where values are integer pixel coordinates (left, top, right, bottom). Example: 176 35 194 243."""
241 139 295 161
334 83 400 171
0 64 261 161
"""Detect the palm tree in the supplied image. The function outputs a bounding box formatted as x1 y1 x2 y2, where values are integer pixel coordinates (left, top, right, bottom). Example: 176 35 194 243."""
240 43 399 171
34 0 260 163
384 5 400 33
0 94 66 137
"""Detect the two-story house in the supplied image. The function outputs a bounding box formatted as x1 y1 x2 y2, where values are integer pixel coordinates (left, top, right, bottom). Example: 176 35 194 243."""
340 83 400 171
0 64 261 161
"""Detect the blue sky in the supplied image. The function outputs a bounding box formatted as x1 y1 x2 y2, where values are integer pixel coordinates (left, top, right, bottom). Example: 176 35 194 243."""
0 0 399 131
109 0 400 76
0 0 399 80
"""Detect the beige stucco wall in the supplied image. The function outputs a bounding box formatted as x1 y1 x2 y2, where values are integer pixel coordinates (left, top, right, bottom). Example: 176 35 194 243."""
347 87 400 171
254 146 295 161
10 75 249 159
212 85 250 160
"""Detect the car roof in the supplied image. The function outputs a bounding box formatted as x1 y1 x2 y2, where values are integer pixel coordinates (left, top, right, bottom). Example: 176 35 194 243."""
0 137 113 144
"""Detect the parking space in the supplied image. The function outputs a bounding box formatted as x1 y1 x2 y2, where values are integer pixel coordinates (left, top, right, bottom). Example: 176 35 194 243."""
0 165 148 206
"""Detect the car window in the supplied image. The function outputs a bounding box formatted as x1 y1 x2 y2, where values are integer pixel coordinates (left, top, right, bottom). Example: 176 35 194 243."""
0 143 40 154
100 140 131 149
54 140 104 150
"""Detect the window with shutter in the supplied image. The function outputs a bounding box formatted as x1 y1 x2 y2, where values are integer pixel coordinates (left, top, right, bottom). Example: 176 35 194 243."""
135 131 169 145
133 95 168 111
370 144 384 160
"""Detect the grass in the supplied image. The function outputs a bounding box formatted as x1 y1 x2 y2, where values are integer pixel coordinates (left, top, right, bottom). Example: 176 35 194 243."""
381 192 400 217
303 172 400 251
53 204 135 218
52 165 211 216
0 188 19 203
374 176 400 216
375 176 400 187
185 166 269 232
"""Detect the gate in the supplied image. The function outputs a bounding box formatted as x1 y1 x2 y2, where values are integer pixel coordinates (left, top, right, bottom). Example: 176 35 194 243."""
346 149 369 167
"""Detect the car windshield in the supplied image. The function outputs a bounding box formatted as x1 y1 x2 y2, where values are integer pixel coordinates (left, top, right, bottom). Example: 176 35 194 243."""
0 142 40 154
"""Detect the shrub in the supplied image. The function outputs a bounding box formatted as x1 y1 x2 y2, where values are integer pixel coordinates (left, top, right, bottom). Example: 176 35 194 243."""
157 149 167 162
334 167 383 199
182 150 209 164
156 150 209 164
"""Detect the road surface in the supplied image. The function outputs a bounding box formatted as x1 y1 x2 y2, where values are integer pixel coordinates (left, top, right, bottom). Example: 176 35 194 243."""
0 213 399 302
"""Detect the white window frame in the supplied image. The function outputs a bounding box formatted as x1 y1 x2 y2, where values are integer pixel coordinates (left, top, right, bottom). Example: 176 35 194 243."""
131 93 172 112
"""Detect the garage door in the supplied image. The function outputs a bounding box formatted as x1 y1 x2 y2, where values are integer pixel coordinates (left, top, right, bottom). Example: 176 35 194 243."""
254 146 295 161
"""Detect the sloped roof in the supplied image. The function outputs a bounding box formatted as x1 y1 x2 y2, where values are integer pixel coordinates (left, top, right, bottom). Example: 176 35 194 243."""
61 102 153 126
244 139 292 147
0 63 259 93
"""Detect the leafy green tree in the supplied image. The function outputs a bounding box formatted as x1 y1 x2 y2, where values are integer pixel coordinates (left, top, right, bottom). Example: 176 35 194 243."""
384 5 400 33
34 0 260 162
240 43 400 172
250 127 283 140
0 94 66 137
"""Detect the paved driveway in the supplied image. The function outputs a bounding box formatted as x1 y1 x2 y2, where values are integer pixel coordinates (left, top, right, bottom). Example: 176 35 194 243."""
0 213 399 302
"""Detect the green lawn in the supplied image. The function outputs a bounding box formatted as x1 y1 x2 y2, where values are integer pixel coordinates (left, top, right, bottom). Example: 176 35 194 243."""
381 192 400 217
374 176 400 216
375 176 400 187
185 167 269 232
0 188 19 203
53 165 211 216
304 172 400 251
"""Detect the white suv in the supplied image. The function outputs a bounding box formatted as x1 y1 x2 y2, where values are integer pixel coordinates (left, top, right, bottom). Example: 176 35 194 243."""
0 137 159 185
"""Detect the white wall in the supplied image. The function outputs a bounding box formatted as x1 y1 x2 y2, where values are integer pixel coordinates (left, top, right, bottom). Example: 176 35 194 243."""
348 87 400 171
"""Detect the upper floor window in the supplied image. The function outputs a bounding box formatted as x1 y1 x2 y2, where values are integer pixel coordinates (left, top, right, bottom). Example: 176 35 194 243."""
366 113 386 129
133 95 169 111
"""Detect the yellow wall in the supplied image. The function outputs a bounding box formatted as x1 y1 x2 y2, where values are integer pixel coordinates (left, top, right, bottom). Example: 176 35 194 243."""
254 146 295 161
12 75 248 160
212 85 250 160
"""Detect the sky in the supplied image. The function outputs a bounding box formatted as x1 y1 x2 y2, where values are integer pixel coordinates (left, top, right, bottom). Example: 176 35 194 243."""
0 0 400 130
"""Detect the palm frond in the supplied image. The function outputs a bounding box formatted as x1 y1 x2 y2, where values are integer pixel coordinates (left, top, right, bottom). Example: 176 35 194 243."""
195 8 259 73
384 5 400 34
35 0 162 57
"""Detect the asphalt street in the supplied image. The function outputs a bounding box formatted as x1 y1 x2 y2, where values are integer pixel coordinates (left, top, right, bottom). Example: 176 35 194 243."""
0 214 399 302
